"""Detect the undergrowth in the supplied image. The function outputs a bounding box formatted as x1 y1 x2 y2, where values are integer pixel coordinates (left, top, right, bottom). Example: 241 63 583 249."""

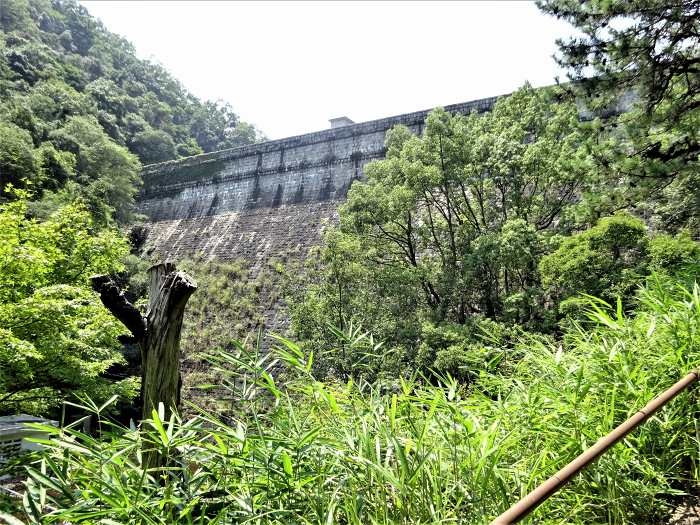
6 278 700 524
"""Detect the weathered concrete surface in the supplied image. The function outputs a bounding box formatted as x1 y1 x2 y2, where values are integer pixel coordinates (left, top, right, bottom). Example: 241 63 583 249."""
142 201 340 268
137 95 500 264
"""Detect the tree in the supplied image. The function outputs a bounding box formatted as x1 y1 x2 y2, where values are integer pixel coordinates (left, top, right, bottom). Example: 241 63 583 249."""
36 142 76 191
538 0 700 232
26 79 96 125
340 85 592 324
539 213 649 314
292 86 596 372
0 0 35 34
176 138 204 158
0 191 137 415
49 115 141 224
539 213 700 317
91 262 197 425
0 120 38 189
189 100 261 152
129 128 177 164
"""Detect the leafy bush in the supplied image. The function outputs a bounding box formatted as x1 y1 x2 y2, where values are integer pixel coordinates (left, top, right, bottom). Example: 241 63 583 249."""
14 278 700 524
0 191 137 416
648 232 700 281
540 213 700 319
416 318 528 383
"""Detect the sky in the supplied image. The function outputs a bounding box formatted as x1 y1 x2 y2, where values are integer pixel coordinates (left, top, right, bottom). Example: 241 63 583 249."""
80 1 576 140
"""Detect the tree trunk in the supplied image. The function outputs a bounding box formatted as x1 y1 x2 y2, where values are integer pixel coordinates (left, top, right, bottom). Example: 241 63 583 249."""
91 262 197 422
141 263 196 421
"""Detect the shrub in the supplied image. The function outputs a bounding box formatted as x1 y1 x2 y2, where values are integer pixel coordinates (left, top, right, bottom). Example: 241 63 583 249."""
540 214 700 318
16 278 700 524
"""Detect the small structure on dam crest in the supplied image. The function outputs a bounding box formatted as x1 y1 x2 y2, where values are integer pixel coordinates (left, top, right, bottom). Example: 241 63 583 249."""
136 95 500 267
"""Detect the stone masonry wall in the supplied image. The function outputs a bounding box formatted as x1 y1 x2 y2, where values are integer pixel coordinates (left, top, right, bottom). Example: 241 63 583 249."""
137 95 499 337
138 95 499 230
142 201 339 269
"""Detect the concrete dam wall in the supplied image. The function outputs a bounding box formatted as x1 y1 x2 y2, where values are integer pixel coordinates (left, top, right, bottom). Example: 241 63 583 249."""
137 95 498 267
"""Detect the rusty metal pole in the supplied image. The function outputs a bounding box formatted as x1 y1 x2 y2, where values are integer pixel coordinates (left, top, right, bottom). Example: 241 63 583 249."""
491 370 699 525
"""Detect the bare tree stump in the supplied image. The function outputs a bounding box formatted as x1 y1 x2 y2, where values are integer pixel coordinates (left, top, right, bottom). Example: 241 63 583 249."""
142 263 196 421
91 262 197 422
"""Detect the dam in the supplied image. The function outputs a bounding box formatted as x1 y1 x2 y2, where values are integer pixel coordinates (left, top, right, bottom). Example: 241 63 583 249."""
137 95 500 267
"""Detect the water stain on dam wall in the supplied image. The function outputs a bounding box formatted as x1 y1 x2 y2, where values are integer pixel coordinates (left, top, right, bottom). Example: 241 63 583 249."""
137 95 499 268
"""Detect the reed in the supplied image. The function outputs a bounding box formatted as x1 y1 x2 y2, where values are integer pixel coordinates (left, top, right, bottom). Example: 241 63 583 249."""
11 279 700 524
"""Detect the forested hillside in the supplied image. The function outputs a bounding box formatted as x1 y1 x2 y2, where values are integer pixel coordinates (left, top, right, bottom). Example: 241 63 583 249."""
0 0 263 420
0 0 260 224
1 1 699 523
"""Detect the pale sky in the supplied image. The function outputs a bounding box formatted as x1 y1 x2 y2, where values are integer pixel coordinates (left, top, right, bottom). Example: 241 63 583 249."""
80 1 576 140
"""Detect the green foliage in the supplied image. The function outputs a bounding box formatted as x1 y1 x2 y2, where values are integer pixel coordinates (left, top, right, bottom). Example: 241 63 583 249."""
189 100 260 152
416 318 527 382
344 85 591 322
35 142 75 191
540 213 648 309
129 129 177 164
288 230 420 381
538 0 700 234
292 85 699 378
291 86 598 373
175 138 203 158
48 114 141 224
0 191 127 300
540 213 699 318
0 191 137 415
18 278 700 524
0 286 138 415
648 232 700 280
0 120 38 189
0 0 262 223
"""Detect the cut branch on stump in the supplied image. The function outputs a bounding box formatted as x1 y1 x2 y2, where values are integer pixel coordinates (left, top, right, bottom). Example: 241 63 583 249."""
91 262 197 422
90 274 146 341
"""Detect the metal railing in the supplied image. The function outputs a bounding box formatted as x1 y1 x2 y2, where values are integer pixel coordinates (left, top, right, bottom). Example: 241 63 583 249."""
491 370 699 525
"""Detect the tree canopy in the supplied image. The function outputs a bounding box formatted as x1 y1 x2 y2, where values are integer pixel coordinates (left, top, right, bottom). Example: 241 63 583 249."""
538 0 700 233
290 85 700 381
0 190 138 415
0 0 263 223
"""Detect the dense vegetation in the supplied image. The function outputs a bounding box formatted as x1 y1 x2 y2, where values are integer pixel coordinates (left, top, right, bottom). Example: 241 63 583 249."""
289 85 699 382
0 190 138 416
0 0 699 523
0 0 260 224
15 280 700 523
538 0 700 233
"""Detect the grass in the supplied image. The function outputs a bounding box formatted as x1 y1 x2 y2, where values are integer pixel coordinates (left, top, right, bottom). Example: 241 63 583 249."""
6 278 700 524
